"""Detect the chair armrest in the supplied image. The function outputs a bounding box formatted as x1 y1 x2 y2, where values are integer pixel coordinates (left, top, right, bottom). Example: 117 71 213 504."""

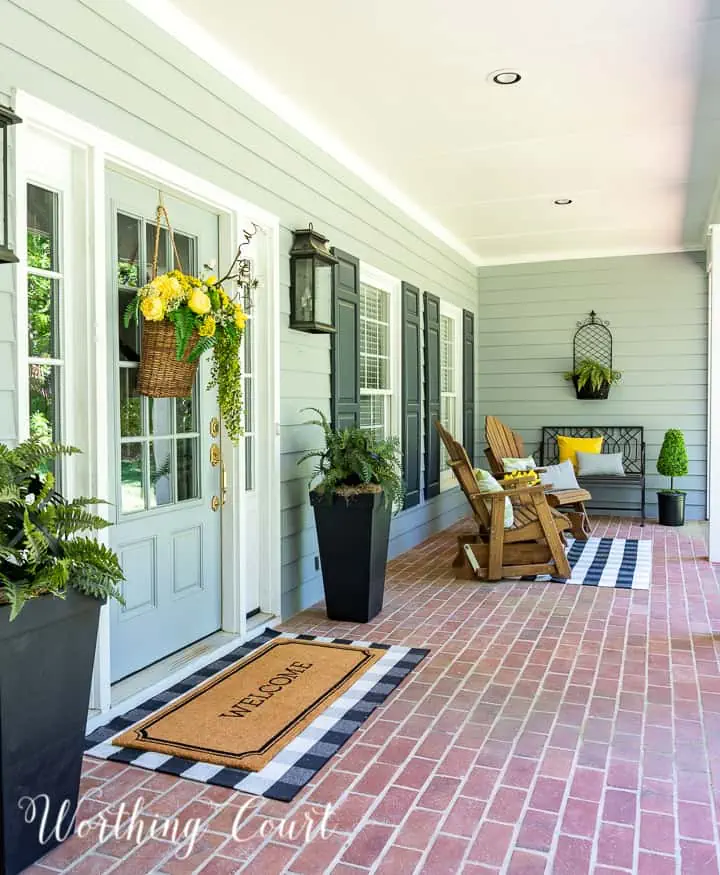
490 484 546 499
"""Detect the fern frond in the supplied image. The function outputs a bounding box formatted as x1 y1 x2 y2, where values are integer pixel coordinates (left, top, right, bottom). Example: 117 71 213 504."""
187 335 215 363
48 505 112 537
23 509 48 566
123 295 140 328
10 440 79 474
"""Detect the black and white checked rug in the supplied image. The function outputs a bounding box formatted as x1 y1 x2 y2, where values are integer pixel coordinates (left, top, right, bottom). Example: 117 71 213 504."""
85 629 429 802
541 536 652 589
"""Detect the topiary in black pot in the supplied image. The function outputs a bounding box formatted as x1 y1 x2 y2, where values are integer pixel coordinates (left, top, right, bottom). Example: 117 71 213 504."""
300 409 403 623
656 429 689 526
0 439 124 874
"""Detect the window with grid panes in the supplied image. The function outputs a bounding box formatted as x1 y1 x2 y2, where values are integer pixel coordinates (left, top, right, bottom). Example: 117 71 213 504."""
27 184 64 481
440 314 457 473
359 282 391 441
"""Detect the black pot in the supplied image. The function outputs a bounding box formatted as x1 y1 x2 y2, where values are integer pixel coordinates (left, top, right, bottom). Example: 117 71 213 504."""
0 589 102 875
311 489 391 623
573 376 610 400
657 491 686 527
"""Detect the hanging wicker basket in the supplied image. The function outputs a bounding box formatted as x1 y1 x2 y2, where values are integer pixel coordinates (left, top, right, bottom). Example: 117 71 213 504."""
137 320 199 398
136 203 199 399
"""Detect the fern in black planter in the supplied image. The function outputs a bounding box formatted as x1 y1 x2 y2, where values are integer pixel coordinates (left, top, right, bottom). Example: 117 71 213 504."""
299 408 404 508
299 409 403 623
0 439 124 875
0 440 124 618
564 358 622 400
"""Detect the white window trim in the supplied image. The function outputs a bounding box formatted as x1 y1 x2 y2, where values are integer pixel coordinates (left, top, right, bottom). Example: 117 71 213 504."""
16 128 84 497
14 92 282 714
359 262 402 443
439 300 464 492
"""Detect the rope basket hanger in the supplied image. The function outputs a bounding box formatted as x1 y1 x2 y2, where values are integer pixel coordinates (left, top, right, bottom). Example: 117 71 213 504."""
137 203 199 399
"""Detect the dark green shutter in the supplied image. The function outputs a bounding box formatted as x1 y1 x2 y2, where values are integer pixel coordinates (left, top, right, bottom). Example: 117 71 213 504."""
462 309 475 464
330 249 360 430
424 291 441 499
402 282 422 508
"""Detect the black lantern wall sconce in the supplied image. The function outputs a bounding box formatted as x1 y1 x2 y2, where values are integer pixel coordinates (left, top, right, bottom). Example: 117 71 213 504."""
289 224 338 333
0 105 22 264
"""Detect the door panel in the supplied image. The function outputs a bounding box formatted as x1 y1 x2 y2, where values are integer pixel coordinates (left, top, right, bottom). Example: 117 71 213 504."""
107 170 222 682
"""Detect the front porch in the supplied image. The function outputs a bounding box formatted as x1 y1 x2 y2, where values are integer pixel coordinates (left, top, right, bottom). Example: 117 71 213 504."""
33 517 717 875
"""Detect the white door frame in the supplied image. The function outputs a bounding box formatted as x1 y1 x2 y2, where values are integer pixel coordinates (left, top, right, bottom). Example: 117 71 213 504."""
708 225 720 562
14 92 282 711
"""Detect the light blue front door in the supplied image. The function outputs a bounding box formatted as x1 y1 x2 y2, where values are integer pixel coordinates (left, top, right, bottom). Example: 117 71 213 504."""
107 171 222 681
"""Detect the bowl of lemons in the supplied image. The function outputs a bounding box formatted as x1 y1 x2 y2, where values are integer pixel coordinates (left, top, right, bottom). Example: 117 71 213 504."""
503 469 541 488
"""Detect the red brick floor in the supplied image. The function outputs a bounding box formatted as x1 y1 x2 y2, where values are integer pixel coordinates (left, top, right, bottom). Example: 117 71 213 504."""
29 517 720 874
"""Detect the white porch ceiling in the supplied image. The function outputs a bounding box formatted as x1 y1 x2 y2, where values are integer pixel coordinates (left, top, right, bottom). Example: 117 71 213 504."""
166 0 712 265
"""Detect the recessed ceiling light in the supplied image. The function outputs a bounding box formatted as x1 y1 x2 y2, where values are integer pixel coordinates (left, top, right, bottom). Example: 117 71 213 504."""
488 70 522 86
553 198 573 205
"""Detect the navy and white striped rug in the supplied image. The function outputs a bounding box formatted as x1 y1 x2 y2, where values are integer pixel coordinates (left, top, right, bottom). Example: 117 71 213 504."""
545 537 652 589
85 628 429 802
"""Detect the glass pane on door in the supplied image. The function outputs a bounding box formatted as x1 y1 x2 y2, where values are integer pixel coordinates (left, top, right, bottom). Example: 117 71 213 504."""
121 442 145 513
115 209 202 515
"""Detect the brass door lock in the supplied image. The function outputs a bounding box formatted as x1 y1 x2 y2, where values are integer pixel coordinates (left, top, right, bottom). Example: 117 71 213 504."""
210 443 221 467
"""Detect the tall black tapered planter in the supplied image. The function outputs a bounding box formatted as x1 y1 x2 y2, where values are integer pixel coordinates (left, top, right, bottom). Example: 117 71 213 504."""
0 589 102 875
311 489 391 623
657 491 686 527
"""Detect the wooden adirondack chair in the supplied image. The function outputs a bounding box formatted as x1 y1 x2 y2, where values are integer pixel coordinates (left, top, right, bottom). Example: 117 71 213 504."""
485 415 591 540
435 420 572 581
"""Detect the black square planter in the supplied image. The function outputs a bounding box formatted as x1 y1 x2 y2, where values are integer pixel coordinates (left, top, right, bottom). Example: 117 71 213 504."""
0 589 102 874
311 489 391 623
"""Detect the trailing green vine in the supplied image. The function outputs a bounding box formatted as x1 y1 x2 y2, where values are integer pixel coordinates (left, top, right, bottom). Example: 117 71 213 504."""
210 328 244 444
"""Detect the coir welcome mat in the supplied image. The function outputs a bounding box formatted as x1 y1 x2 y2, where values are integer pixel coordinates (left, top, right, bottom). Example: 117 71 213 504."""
85 629 429 801
112 638 383 771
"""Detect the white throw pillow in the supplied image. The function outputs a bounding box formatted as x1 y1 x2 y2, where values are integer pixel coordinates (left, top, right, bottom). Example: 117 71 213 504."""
539 460 580 492
502 456 537 473
576 451 625 476
474 469 514 528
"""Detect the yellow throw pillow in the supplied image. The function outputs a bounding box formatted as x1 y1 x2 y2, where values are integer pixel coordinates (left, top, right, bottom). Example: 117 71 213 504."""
557 435 603 470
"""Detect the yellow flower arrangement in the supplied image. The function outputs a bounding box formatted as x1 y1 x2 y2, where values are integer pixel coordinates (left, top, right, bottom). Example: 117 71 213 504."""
234 304 247 330
124 266 252 442
140 296 165 321
199 315 216 337
188 289 211 315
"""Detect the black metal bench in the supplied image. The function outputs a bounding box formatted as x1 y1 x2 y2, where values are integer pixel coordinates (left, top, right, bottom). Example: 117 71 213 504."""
540 426 646 524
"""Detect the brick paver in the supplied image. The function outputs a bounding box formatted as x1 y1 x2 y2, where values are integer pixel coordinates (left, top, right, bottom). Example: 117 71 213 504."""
30 518 718 873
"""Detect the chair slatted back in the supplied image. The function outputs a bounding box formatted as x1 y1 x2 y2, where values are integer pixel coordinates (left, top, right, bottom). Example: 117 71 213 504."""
434 419 491 532
485 416 527 473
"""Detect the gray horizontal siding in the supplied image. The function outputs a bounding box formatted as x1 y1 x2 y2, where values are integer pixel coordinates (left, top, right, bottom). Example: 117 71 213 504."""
0 0 478 617
476 251 708 521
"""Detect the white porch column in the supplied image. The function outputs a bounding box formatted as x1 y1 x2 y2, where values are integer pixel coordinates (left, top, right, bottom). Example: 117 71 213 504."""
709 225 720 561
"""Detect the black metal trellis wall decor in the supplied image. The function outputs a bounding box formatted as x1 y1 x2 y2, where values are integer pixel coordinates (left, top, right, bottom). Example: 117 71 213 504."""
571 310 614 399
574 310 612 370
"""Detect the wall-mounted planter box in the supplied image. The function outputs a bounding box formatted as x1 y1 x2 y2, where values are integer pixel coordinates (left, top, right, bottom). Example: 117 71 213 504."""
573 377 611 400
